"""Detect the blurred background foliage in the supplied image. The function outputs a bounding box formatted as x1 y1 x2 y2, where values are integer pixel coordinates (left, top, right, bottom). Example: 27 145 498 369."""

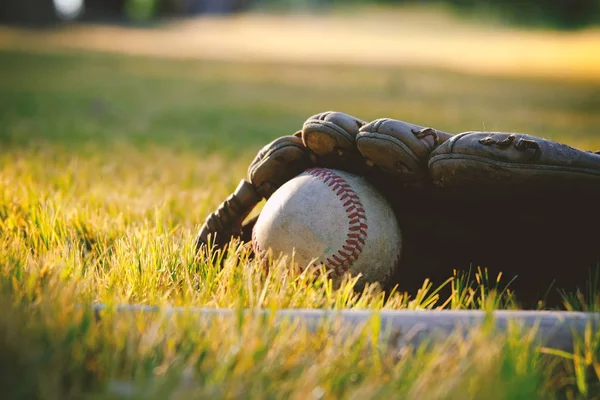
439 0 600 29
351 0 600 30
1 0 599 30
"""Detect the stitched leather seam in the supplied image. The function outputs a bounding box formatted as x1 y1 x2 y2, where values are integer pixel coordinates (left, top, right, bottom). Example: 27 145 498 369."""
428 153 600 176
305 168 368 276
357 131 422 165
306 119 353 143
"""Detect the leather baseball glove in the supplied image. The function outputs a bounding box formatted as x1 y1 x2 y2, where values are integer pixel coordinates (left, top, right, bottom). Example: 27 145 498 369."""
195 111 600 306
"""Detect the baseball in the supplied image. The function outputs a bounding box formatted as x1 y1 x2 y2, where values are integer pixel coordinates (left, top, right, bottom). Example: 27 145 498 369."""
252 168 402 288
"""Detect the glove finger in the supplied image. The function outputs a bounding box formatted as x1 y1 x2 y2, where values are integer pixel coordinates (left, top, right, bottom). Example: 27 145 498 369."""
429 131 600 189
356 118 452 181
302 111 365 155
302 111 377 174
248 135 314 199
240 215 259 246
195 179 261 253
197 132 314 255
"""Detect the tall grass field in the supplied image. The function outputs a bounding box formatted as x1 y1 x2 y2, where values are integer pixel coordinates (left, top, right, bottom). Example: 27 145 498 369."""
0 50 599 399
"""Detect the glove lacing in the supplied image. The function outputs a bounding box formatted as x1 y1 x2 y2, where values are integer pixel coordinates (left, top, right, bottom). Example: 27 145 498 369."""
412 127 440 148
478 133 542 160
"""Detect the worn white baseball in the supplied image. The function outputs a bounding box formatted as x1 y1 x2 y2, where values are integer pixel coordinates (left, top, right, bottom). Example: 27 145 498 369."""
252 168 402 287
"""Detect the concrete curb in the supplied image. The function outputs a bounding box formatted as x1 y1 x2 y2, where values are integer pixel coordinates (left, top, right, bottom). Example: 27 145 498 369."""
92 305 600 352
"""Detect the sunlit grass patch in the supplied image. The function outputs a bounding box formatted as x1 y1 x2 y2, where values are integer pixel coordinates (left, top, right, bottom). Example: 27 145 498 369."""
0 50 599 398
0 285 597 399
0 208 598 398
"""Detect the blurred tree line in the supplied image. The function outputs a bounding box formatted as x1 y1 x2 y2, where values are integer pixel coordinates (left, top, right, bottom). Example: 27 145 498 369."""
336 0 600 29
1 0 599 29
261 0 600 29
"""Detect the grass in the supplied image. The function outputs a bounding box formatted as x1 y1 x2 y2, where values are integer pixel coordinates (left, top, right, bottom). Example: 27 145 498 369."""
0 49 599 398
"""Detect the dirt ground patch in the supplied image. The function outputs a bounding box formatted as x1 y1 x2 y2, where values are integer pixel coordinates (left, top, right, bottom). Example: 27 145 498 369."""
1 8 600 81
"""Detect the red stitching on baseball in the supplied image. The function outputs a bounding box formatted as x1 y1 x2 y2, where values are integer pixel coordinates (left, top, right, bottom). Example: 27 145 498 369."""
253 168 369 277
305 168 368 275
